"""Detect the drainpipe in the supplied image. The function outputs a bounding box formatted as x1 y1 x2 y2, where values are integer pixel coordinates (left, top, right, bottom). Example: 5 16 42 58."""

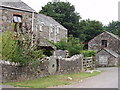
31 12 34 47
32 12 34 31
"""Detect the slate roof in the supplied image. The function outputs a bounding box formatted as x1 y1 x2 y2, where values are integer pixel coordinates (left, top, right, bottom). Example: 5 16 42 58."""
38 36 56 50
104 31 120 40
38 14 67 30
0 0 36 12
98 48 119 58
89 31 120 43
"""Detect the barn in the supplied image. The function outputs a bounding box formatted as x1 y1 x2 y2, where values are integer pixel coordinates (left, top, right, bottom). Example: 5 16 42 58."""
88 31 120 66
96 48 119 66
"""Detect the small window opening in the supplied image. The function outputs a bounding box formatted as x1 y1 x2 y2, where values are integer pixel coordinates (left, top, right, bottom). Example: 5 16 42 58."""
13 15 22 33
101 40 107 47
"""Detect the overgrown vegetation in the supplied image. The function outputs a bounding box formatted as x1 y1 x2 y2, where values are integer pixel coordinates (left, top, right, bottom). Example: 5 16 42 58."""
51 35 84 56
0 30 44 65
81 50 96 57
4 71 101 88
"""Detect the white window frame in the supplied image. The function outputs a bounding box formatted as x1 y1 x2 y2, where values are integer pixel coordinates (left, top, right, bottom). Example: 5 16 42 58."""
50 24 54 33
57 26 60 34
13 16 22 23
39 25 43 32
40 22 44 32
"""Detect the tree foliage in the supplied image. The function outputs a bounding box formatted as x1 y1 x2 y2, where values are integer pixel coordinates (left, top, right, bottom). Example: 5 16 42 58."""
40 1 105 43
105 21 120 37
79 19 104 42
39 1 81 37
81 50 96 57
53 35 84 56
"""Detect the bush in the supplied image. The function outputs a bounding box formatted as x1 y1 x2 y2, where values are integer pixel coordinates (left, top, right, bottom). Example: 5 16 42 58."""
51 35 84 56
0 30 17 60
0 30 44 65
81 50 96 57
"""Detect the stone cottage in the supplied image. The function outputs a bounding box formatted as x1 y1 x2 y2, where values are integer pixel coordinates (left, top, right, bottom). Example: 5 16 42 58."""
37 14 67 43
0 0 36 33
88 31 120 66
0 0 67 52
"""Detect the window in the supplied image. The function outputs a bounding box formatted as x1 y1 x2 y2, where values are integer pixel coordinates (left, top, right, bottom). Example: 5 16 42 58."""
13 15 22 32
13 15 22 23
40 22 44 32
101 40 107 47
52 26 55 33
39 25 42 31
56 26 60 34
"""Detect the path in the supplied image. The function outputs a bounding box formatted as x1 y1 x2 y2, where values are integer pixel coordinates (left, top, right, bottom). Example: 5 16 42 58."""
50 67 118 88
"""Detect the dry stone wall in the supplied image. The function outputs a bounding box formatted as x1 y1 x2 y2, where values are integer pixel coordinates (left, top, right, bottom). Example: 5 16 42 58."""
1 55 95 83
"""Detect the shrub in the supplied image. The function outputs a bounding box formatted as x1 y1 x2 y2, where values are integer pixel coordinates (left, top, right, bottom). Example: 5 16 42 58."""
0 30 17 60
81 50 96 57
0 30 44 65
51 35 84 56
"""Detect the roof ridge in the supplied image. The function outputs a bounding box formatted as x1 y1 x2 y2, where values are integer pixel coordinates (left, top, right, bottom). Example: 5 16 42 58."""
103 48 119 57
1 0 36 12
38 14 67 30
105 31 120 40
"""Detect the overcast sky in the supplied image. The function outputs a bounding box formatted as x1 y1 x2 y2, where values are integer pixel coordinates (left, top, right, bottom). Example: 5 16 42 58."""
22 0 119 25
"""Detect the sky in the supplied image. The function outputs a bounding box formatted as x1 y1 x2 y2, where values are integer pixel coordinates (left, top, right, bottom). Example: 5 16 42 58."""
22 0 119 25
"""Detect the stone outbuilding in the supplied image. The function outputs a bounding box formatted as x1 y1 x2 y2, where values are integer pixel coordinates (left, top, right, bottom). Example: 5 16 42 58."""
88 31 120 66
96 48 119 66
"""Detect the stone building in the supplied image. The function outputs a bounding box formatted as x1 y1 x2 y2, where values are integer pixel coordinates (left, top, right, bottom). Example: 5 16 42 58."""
37 14 67 43
0 0 36 33
0 0 67 51
88 31 120 66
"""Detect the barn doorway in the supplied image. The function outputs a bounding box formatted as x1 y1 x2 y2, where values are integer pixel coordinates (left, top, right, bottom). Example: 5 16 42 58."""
99 55 108 65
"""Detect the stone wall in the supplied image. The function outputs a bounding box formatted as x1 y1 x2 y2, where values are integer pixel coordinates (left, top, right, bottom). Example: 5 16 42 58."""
1 55 95 83
1 7 34 32
88 32 120 54
96 50 118 67
1 59 50 83
58 55 83 74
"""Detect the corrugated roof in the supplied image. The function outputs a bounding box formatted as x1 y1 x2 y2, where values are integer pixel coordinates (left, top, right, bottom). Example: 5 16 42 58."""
0 0 36 12
38 14 67 30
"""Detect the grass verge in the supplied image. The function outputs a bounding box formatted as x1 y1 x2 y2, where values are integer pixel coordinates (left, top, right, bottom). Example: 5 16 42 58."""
3 71 101 88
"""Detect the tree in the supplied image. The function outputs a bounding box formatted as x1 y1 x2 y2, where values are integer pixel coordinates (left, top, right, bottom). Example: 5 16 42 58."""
39 1 105 45
53 35 84 56
39 1 81 37
105 21 120 37
79 19 104 42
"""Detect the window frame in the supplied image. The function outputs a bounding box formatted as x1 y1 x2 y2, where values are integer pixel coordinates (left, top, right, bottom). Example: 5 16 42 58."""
39 22 44 32
101 40 107 47
13 15 22 23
